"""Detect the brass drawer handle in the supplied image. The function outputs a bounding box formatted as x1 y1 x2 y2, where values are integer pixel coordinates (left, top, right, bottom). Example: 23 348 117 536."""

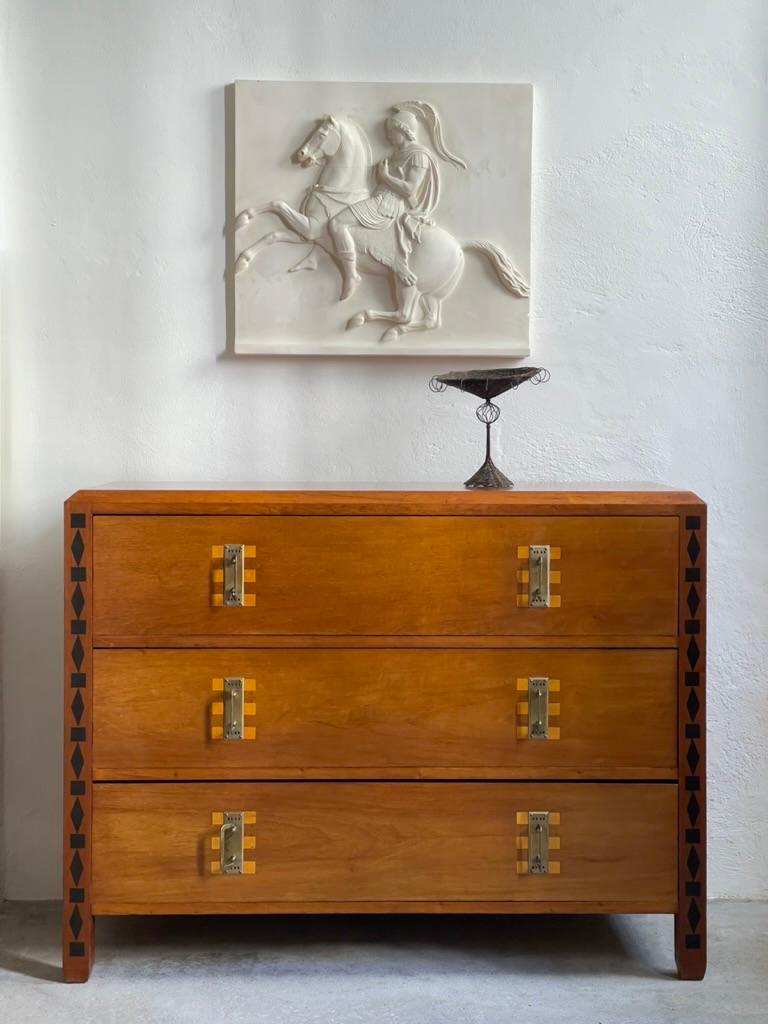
211 545 256 607
220 812 244 874
528 545 550 607
210 811 256 874
211 678 257 740
516 545 561 608
527 677 549 739
223 677 243 739
223 544 244 606
516 811 561 874
516 678 561 740
528 811 549 872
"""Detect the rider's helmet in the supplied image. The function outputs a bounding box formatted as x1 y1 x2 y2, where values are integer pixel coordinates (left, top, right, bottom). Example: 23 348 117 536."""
387 110 418 142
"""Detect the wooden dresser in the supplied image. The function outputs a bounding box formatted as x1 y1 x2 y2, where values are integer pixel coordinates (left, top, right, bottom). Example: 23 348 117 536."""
63 485 706 981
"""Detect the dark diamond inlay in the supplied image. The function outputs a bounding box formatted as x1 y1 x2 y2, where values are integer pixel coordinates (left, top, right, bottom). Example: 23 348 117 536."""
685 515 701 530
687 689 700 721
687 846 701 879
70 834 85 849
685 672 700 686
687 899 701 933
70 513 86 529
70 620 86 635
685 619 700 635
686 881 701 897
70 798 84 831
71 672 86 688
69 905 83 939
687 584 700 617
70 744 84 778
69 888 84 903
686 828 701 844
685 567 701 582
71 531 85 565
687 741 700 773
686 637 700 669
71 583 85 618
69 941 85 957
70 781 85 795
685 724 701 738
687 793 700 826
70 566 86 582
71 637 84 670
71 690 84 724
687 531 701 565
70 850 83 884
685 934 701 949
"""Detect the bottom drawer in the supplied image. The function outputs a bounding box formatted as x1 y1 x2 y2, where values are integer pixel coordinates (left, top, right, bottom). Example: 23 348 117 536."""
92 782 677 909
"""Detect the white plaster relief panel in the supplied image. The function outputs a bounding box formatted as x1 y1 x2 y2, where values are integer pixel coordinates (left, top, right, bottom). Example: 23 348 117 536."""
232 81 532 356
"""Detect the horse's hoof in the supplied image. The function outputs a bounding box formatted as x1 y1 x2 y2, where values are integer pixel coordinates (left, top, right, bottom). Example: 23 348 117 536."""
380 327 401 343
234 210 254 231
234 253 252 275
346 313 366 330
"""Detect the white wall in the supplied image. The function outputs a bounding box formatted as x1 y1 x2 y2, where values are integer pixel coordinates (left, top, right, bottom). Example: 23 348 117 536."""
1 0 766 900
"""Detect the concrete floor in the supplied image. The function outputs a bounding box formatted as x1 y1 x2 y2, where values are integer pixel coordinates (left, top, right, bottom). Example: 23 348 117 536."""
0 902 765 1023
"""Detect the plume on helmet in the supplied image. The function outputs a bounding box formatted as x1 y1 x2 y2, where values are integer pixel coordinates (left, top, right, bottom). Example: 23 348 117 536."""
391 100 467 170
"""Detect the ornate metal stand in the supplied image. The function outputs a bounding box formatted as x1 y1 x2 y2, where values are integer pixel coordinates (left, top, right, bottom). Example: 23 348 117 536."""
429 367 550 489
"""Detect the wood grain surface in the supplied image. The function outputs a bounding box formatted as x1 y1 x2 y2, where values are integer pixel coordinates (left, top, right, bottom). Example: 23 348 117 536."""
91 781 677 906
92 648 677 778
69 484 705 517
91 899 677 915
67 487 709 980
92 515 678 638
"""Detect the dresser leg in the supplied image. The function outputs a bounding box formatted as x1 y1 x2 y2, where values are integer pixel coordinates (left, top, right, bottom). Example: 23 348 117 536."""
675 910 706 980
64 502 95 981
675 509 706 981
62 910 94 982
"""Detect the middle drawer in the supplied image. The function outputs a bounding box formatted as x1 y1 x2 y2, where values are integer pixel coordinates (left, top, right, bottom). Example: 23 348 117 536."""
93 649 676 779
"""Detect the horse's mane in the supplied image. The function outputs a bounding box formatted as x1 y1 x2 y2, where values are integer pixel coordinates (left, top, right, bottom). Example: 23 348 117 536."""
335 116 373 176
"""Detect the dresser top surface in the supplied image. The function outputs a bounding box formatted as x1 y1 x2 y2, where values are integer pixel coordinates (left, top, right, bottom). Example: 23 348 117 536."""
66 483 705 515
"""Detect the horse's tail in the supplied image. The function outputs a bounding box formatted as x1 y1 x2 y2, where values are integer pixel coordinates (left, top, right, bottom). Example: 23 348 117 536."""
462 240 529 297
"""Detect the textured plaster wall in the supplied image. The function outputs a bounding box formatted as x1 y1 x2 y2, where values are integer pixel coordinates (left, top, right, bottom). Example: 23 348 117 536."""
1 0 767 899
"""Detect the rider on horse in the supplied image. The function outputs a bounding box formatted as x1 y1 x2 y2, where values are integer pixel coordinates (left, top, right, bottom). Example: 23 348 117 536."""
328 102 466 300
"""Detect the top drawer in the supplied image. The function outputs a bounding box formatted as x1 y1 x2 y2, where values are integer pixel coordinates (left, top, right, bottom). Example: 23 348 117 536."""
92 515 678 640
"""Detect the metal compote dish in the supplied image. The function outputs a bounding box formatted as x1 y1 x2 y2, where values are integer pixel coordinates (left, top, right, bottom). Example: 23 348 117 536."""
429 367 550 489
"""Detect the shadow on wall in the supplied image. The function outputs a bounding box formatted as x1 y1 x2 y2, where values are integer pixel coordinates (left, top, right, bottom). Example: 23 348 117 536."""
1 515 65 898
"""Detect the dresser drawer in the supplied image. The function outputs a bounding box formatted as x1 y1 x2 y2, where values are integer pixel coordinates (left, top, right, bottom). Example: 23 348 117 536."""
92 649 677 779
92 515 678 639
91 781 677 908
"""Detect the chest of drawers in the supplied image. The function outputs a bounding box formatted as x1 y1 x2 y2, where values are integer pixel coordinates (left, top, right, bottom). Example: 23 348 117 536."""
62 485 706 981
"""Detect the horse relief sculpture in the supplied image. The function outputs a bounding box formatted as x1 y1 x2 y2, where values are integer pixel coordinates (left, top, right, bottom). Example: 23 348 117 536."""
232 83 532 355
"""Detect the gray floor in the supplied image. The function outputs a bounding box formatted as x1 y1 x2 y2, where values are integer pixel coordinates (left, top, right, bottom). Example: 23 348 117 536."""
0 902 765 1023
